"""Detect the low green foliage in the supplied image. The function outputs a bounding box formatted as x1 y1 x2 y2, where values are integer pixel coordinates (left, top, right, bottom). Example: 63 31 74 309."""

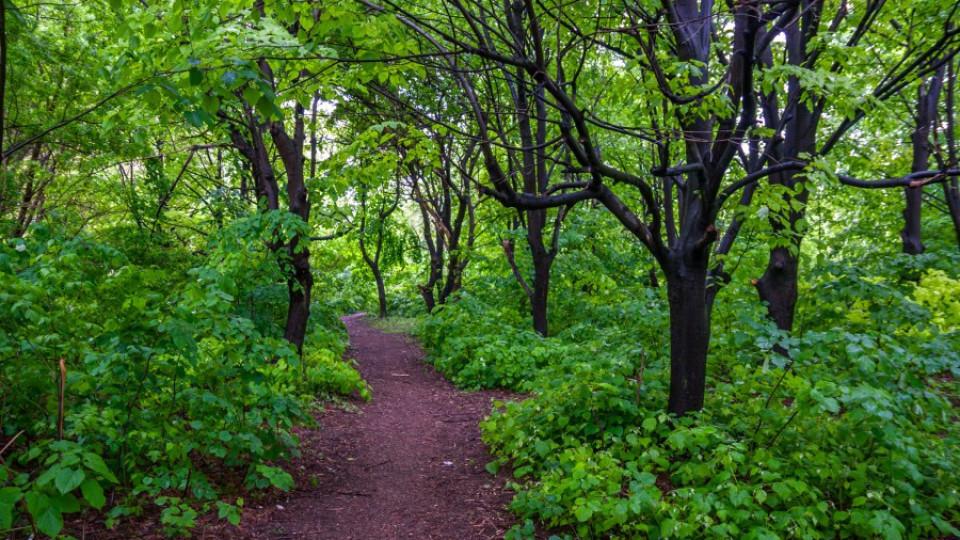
421 255 960 539
0 223 367 535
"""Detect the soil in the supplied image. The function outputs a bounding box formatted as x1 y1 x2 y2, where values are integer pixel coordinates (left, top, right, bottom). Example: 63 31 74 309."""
235 313 520 539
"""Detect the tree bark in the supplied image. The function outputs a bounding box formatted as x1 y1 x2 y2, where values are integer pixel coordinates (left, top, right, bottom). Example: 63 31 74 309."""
359 237 388 318
526 206 554 336
666 259 711 416
283 243 313 351
374 268 387 318
530 242 552 337
946 178 960 247
945 60 960 248
225 83 313 353
1 0 7 157
901 71 945 254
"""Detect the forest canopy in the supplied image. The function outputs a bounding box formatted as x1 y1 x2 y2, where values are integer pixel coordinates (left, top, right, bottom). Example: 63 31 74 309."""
1 0 959 538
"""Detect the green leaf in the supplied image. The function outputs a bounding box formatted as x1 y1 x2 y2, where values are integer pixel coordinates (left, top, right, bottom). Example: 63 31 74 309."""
574 505 593 522
55 468 85 494
0 487 23 530
242 86 259 105
189 68 204 86
81 479 106 510
51 493 80 513
484 461 500 475
26 492 63 537
216 501 242 526
83 454 118 483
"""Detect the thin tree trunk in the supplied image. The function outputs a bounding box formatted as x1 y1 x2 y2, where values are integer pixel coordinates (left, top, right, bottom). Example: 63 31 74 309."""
946 178 960 247
374 268 387 318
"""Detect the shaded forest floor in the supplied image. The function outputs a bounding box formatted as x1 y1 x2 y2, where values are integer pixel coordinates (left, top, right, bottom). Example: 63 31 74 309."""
237 313 520 539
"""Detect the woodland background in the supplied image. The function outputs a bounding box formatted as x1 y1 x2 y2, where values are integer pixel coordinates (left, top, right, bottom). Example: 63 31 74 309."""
1 0 960 538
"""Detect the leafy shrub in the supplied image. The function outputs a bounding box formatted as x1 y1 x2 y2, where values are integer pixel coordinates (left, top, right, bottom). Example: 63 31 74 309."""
417 293 573 390
0 223 365 536
420 258 960 539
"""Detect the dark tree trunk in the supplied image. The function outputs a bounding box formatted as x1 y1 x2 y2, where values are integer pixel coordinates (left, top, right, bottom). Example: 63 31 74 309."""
359 232 389 319
901 187 925 254
419 275 437 313
358 182 399 320
755 245 800 331
946 61 960 248
283 241 313 351
224 66 313 353
270 90 312 352
946 179 960 247
375 269 387 318
530 244 551 337
666 260 710 416
412 154 474 314
901 71 944 254
527 207 554 336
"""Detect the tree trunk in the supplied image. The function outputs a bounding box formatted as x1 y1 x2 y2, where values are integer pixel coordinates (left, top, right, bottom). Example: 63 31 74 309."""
531 249 551 337
901 71 944 254
945 178 960 248
419 282 437 313
270 94 312 352
283 242 312 352
755 245 800 331
527 207 553 337
901 187 925 254
374 267 387 318
666 262 710 416
755 1 821 333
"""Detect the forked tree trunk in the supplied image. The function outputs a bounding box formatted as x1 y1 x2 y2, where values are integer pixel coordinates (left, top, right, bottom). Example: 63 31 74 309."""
359 237 389 319
755 0 821 333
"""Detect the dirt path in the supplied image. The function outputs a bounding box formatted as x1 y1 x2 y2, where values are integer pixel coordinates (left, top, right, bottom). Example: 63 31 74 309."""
241 314 519 539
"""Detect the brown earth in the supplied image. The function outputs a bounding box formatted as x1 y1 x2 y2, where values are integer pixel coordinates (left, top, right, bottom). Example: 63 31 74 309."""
236 313 520 539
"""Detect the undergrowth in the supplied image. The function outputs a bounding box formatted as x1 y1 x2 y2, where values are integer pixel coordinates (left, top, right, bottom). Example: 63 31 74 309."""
0 221 369 537
418 259 960 539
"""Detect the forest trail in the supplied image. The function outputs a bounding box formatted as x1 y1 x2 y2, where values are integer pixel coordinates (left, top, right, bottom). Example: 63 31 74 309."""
240 313 518 539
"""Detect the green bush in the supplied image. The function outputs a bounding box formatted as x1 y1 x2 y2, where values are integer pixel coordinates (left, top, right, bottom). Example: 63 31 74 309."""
0 223 366 536
420 258 960 539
